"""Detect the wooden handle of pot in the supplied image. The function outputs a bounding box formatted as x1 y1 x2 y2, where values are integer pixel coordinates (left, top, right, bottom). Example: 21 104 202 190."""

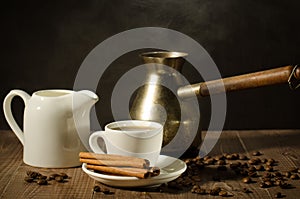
178 65 300 98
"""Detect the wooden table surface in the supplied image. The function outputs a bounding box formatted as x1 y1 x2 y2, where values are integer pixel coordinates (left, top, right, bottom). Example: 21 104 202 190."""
1 130 300 199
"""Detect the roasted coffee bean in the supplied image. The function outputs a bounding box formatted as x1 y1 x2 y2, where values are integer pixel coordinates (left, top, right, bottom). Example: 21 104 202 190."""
232 153 239 160
274 192 283 198
266 159 276 166
55 176 64 183
219 190 228 197
255 165 264 171
203 156 211 161
252 151 262 156
214 155 225 161
265 166 274 172
239 155 249 160
274 172 282 177
48 173 59 180
248 166 256 172
259 182 267 188
184 159 192 164
24 176 34 183
60 173 68 179
248 158 260 165
102 188 113 194
248 171 258 177
36 179 48 185
284 171 291 178
204 158 215 165
93 185 101 192
263 172 273 178
242 177 252 183
216 160 226 165
274 180 284 186
290 174 299 180
242 188 252 193
264 180 273 187
241 162 249 168
37 175 47 180
26 171 40 179
217 165 227 171
230 162 241 169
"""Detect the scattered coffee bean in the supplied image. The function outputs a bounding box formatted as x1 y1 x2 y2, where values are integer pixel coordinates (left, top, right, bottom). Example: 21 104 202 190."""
266 159 276 166
248 171 258 177
265 166 274 172
37 175 47 180
274 192 283 198
24 176 34 183
36 179 48 185
93 185 101 192
241 162 249 168
26 171 40 179
203 156 211 161
284 171 291 178
252 151 262 156
255 165 264 171
242 177 252 183
264 180 273 187
259 182 268 188
215 155 225 161
102 188 113 194
55 176 64 183
248 158 260 165
248 166 256 172
290 174 299 180
239 155 249 160
274 172 282 177
204 158 215 165
60 173 68 179
216 160 226 165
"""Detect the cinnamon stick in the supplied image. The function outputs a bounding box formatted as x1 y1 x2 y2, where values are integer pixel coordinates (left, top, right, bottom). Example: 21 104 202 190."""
79 152 150 168
85 164 159 179
80 158 147 168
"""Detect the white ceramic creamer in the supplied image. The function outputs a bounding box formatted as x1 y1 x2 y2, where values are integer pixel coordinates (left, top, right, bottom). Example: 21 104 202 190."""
3 89 98 168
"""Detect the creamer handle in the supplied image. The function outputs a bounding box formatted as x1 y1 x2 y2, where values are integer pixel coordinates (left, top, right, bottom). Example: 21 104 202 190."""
3 90 30 145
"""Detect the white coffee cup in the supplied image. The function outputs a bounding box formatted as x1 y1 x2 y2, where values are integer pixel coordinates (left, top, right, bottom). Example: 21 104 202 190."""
89 120 163 166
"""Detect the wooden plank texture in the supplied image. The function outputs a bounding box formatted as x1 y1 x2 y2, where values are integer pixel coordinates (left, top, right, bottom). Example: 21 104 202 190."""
0 130 299 198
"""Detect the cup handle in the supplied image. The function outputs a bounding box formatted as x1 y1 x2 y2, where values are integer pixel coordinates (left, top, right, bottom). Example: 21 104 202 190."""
3 90 30 146
89 131 107 154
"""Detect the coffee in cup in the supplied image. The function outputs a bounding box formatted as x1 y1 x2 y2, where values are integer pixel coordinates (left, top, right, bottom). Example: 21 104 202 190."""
89 120 163 166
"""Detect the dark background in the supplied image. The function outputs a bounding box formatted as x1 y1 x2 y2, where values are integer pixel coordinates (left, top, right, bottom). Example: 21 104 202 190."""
1 0 299 131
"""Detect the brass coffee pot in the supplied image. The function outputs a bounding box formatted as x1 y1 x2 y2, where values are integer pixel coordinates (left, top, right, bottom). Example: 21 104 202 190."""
129 51 300 157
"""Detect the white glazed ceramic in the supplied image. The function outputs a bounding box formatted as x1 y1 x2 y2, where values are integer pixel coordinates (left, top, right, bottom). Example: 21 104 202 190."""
82 155 187 187
89 120 163 166
3 89 98 168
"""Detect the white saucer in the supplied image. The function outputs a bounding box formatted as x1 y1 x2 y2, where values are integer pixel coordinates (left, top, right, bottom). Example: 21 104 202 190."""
82 155 187 188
